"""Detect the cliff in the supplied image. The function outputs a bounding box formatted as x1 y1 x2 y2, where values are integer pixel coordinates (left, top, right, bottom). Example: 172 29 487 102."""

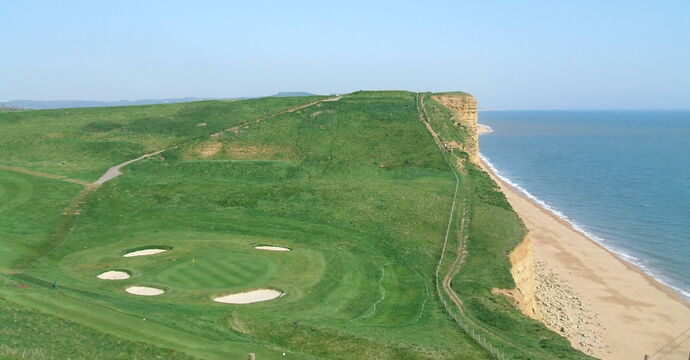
431 94 479 163
506 236 541 319
431 92 541 321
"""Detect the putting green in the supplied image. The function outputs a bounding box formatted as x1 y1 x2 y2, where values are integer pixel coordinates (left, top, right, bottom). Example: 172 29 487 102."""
53 235 323 306
153 251 279 290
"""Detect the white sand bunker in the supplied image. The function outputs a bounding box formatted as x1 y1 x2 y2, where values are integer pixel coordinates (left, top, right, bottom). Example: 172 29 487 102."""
97 270 130 280
123 248 168 257
126 286 165 296
254 245 290 252
213 289 282 304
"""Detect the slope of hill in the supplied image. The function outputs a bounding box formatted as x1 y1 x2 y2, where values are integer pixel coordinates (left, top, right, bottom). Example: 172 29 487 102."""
0 92 590 359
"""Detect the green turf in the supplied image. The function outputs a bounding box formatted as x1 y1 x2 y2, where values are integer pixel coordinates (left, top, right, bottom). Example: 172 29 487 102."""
0 92 589 359
0 297 195 360
0 96 324 181
0 170 84 272
420 93 593 360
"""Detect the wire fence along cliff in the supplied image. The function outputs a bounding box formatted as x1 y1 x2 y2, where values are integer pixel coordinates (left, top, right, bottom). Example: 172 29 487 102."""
417 93 513 360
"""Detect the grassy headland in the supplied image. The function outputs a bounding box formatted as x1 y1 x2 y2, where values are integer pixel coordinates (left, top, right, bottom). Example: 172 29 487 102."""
0 91 590 359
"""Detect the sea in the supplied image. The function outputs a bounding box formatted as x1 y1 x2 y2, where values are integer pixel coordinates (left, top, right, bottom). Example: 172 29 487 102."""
478 110 690 301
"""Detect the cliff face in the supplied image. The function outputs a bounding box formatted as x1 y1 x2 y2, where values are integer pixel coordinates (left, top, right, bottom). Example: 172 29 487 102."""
507 236 541 319
434 92 540 320
431 94 479 163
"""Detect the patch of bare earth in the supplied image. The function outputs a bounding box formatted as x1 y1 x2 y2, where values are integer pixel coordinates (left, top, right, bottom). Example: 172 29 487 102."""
194 140 223 158
222 144 283 160
0 165 89 186
310 109 334 119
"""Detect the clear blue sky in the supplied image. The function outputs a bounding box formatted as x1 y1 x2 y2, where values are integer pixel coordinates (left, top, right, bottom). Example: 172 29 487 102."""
1 1 689 109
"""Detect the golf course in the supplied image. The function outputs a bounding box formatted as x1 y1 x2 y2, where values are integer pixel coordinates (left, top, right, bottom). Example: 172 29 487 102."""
0 91 592 359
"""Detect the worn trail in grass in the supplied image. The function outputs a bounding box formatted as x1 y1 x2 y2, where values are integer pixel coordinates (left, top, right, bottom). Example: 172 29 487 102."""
0 92 591 359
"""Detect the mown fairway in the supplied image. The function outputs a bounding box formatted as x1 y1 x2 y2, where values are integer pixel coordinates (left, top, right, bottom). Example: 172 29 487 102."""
0 92 589 359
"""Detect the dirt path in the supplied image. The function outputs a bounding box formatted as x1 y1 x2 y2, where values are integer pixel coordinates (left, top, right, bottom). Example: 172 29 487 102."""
16 97 339 273
17 148 168 273
93 149 167 186
214 96 342 137
0 147 168 187
419 93 526 360
0 165 90 186
441 207 468 309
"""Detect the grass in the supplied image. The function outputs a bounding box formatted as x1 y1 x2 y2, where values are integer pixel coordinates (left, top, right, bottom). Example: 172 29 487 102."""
0 91 590 359
420 92 593 359
0 170 84 272
0 297 194 360
422 94 471 145
0 96 324 181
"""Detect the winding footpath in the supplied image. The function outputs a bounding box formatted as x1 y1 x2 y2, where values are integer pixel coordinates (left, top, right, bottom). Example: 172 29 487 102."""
418 93 518 360
0 164 89 186
93 149 167 185
18 96 342 273
18 148 168 273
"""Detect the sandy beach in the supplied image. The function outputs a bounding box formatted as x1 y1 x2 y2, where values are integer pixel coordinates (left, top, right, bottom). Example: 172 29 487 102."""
479 133 690 359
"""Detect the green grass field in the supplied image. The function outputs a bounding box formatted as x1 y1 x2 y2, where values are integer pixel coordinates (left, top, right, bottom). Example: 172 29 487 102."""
0 92 589 359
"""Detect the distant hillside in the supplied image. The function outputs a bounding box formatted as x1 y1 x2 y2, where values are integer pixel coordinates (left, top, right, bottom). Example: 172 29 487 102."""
1 97 209 110
2 93 319 110
272 91 316 97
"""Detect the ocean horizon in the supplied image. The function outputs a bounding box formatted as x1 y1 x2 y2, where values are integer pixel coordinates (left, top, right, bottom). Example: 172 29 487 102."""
478 110 690 301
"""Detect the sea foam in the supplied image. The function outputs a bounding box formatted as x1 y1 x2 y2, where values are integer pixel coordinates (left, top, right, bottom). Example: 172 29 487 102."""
480 153 690 301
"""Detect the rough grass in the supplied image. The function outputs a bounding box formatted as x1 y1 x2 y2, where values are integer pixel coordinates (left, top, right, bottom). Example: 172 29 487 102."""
421 93 593 359
0 297 195 360
422 94 471 145
0 96 324 181
0 170 84 272
0 91 592 359
0 93 491 359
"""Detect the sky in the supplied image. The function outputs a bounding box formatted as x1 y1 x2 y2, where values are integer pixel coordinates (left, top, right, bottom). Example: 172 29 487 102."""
1 0 689 109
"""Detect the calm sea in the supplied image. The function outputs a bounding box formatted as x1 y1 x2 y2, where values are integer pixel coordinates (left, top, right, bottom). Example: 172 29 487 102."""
478 110 690 300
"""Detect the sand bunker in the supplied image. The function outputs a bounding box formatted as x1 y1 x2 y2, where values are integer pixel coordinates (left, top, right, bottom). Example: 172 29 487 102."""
213 289 282 304
254 245 290 252
97 270 130 280
123 248 168 257
125 286 165 296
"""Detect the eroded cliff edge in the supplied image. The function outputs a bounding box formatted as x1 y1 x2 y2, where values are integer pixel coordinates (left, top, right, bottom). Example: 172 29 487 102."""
475 113 605 357
433 93 541 319
431 94 479 164
503 236 541 319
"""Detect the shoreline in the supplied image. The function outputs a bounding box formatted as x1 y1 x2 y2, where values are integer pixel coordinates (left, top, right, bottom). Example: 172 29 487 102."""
481 155 690 304
478 134 690 359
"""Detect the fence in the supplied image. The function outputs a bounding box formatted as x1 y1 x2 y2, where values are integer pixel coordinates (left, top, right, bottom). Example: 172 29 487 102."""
417 92 513 360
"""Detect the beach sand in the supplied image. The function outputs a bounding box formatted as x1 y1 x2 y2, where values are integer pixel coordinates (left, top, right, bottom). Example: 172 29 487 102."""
477 124 493 135
480 157 690 359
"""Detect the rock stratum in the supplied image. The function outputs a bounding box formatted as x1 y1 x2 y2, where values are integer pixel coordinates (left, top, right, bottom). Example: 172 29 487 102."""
432 94 479 163
476 119 606 358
